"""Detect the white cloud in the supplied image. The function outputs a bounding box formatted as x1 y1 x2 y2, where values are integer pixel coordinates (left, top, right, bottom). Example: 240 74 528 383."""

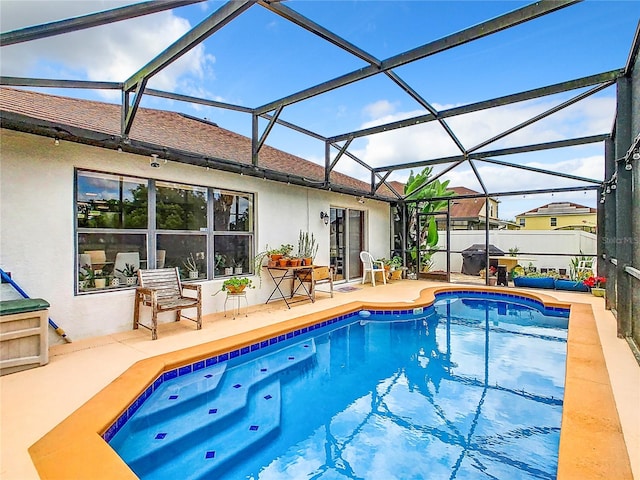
333 94 613 181
363 99 397 119
0 1 216 100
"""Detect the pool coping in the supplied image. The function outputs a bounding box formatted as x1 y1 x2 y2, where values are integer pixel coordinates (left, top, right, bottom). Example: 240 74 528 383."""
28 286 633 479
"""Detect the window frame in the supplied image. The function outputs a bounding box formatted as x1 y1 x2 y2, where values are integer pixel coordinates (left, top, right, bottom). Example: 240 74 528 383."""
75 169 254 295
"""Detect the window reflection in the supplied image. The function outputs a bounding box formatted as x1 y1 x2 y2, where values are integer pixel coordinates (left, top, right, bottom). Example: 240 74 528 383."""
77 171 147 229
156 182 207 231
213 190 252 232
76 170 255 293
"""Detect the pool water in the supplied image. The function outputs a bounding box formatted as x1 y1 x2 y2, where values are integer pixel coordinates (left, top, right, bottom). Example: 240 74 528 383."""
109 292 568 479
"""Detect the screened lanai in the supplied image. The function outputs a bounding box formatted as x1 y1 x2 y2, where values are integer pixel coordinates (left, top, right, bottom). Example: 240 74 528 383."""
1 1 639 354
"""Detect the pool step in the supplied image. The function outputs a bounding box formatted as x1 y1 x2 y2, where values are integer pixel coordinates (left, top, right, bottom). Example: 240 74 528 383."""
112 339 316 476
134 379 281 480
129 362 227 431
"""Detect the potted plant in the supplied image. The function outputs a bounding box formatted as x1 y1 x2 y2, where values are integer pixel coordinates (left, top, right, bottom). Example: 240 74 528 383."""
78 264 93 290
93 270 108 289
184 253 199 279
116 263 138 286
279 243 294 258
232 257 244 275
389 255 404 280
297 231 318 266
583 275 606 297
221 277 254 294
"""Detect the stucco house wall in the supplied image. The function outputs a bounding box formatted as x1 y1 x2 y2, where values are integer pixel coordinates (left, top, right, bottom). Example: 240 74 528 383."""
516 213 597 231
0 129 391 343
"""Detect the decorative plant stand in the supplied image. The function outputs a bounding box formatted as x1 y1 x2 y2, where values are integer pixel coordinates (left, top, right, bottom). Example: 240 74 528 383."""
224 292 248 319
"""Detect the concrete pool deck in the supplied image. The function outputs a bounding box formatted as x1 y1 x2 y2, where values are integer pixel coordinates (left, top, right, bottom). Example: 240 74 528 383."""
1 281 638 479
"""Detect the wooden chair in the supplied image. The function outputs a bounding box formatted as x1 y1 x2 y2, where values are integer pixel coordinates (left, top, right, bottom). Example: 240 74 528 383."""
294 265 334 301
133 267 202 340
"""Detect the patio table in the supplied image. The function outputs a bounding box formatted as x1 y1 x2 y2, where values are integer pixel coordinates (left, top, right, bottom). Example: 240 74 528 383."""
265 265 315 308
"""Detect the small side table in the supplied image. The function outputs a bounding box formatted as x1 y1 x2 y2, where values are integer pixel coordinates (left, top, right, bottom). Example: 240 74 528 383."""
224 292 248 319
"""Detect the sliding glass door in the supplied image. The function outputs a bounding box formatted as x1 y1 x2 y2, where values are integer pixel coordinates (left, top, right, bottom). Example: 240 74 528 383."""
330 208 364 281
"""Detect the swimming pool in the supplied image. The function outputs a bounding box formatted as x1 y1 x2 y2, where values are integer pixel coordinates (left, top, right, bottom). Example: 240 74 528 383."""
108 291 569 479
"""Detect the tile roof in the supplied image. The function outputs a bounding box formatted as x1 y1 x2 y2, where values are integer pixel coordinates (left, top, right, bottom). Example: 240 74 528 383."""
0 87 396 199
516 201 597 217
448 186 486 218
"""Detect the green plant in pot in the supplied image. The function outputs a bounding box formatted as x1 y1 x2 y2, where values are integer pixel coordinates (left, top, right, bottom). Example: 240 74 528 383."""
221 277 254 294
117 263 138 286
389 255 404 280
93 269 109 289
78 264 93 290
253 245 283 286
184 253 199 279
297 231 318 266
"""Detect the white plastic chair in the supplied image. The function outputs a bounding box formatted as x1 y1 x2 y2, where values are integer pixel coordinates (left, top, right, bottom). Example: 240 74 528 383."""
360 251 387 286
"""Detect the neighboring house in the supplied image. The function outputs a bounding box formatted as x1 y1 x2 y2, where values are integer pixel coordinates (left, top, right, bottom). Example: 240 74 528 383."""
0 87 393 341
515 202 597 233
442 187 503 230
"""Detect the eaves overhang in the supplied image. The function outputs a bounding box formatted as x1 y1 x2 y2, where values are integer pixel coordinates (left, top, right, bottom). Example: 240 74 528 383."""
0 111 397 203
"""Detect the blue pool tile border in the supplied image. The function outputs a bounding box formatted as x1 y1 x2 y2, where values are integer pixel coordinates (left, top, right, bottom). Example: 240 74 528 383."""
102 290 568 443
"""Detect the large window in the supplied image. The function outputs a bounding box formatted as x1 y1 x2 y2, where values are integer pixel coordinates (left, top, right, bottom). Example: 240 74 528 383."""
76 170 254 294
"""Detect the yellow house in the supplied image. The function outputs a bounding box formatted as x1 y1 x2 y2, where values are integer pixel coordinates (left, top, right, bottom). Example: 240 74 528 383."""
515 202 597 233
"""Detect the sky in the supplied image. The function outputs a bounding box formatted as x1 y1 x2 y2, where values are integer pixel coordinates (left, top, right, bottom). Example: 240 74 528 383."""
2 0 639 220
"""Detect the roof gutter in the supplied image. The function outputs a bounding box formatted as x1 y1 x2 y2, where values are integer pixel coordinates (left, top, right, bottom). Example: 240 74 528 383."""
0 112 396 203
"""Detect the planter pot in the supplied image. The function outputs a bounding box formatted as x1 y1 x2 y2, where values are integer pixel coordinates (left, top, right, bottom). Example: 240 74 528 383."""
488 277 497 286
390 269 403 281
94 278 107 289
110 277 120 287
78 280 88 290
513 276 555 289
226 285 246 294
189 271 199 279
126 276 137 286
554 279 589 292
224 267 233 276
303 257 313 266
234 267 243 274
591 287 605 297
271 254 283 262
278 259 289 267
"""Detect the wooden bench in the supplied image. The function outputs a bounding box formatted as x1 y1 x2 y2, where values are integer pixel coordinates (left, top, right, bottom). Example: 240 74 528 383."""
133 268 202 340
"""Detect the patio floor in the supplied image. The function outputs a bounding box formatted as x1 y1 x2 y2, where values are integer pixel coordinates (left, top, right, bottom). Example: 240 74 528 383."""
1 280 638 479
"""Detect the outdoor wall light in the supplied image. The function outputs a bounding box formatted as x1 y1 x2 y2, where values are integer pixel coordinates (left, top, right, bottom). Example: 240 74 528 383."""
633 150 640 161
54 138 60 146
320 211 330 225
625 161 633 171
150 154 160 168
357 196 366 204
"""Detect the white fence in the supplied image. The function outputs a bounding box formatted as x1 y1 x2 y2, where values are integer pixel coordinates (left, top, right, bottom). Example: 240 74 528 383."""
430 230 597 274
